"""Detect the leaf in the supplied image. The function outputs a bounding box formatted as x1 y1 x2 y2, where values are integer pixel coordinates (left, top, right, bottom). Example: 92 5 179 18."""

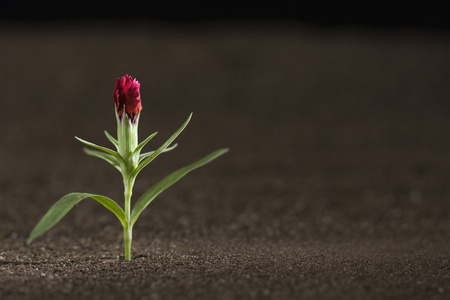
75 136 119 156
138 143 178 163
104 130 119 150
131 113 192 179
130 148 229 226
27 193 126 244
132 131 158 157
83 148 121 171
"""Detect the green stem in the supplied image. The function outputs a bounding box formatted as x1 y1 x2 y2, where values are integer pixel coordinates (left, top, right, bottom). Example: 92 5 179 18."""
123 177 134 260
124 179 132 221
124 223 132 261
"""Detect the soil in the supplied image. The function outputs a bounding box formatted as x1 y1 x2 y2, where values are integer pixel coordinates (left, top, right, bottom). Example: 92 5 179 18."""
0 23 449 299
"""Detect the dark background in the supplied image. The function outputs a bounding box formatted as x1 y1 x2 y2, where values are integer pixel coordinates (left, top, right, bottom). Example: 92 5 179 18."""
1 1 450 30
0 1 450 300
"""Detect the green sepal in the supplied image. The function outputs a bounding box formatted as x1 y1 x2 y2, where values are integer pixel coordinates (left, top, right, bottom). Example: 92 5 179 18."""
104 130 119 150
83 147 121 171
130 148 229 226
131 113 192 179
27 193 127 244
138 143 178 163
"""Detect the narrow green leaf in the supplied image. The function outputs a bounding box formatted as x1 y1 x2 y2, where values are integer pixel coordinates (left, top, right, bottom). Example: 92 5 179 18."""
131 113 192 179
138 143 178 163
132 132 158 157
83 147 121 171
75 136 118 156
104 130 119 150
27 193 126 244
131 148 229 226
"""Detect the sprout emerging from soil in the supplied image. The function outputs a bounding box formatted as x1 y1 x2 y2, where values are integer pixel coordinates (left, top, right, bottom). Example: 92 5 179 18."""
27 74 228 260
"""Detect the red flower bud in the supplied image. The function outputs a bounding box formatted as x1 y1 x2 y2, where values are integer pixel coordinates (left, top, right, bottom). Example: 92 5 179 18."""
113 74 143 123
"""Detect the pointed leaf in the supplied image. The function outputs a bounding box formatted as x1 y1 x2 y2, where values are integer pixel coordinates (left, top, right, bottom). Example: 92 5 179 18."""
132 132 158 157
27 193 126 244
138 143 178 163
104 130 119 150
75 136 119 156
131 113 192 179
131 148 229 226
83 148 121 171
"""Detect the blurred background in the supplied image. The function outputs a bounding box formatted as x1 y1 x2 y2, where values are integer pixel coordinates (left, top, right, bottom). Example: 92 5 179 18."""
1 0 449 252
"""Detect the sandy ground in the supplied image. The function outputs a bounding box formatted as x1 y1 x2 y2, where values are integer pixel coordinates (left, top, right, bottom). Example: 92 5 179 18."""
0 23 449 299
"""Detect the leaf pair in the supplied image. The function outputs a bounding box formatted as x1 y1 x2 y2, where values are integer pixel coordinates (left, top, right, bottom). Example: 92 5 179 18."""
27 148 228 244
27 113 228 245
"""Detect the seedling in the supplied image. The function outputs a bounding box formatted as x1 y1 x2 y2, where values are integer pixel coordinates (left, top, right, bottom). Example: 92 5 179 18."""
27 74 228 260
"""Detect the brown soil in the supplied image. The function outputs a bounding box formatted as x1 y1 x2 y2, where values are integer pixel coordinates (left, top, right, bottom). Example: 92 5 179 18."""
0 23 449 300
